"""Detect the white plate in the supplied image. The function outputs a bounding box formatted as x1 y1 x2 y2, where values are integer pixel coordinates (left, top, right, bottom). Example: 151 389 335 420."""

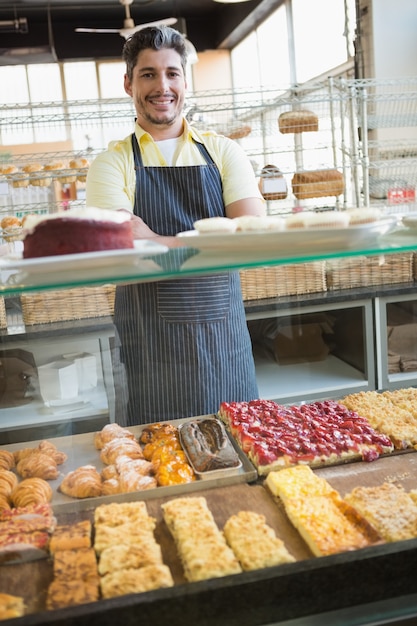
177 218 397 256
0 240 168 274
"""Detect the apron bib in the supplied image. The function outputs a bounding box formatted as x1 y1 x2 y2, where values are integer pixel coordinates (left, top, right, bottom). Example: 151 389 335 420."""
114 133 258 424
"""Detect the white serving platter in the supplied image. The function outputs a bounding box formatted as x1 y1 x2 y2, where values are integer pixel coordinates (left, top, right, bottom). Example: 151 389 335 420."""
0 240 168 274
177 218 398 257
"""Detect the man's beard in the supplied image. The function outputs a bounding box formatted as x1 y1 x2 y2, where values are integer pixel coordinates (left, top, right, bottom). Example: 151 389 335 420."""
137 96 184 127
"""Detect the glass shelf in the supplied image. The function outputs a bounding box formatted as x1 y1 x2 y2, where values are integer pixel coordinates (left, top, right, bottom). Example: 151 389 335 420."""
0 227 416 297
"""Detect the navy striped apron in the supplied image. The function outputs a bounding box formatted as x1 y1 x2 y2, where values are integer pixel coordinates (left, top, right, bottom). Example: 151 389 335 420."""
114 133 258 425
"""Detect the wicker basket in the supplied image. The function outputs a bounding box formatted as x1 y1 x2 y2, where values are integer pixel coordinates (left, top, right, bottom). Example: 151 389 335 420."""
21 285 116 325
240 262 326 301
0 298 6 329
326 253 413 290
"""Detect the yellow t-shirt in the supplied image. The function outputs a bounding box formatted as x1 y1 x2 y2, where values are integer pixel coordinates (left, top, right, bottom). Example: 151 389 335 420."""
86 119 262 212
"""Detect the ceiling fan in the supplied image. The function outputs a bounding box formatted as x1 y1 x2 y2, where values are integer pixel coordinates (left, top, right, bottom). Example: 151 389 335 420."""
75 0 178 40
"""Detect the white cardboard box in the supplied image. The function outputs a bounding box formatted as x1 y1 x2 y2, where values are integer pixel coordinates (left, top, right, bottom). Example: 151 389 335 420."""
38 360 79 402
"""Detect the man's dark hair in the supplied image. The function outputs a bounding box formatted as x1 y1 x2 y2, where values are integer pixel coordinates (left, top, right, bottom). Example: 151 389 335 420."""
123 25 188 80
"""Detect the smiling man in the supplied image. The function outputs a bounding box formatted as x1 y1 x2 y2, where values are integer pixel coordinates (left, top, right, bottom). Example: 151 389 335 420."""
86 25 265 425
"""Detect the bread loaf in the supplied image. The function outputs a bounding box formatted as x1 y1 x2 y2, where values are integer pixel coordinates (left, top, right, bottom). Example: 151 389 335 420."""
279 110 318 134
258 164 287 200
227 124 251 140
292 169 344 199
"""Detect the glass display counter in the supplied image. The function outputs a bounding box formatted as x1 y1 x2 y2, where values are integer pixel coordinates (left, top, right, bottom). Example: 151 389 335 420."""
0 229 417 626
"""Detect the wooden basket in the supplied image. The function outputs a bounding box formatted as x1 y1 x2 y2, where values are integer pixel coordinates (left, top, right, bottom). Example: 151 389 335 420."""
240 262 326 301
21 285 116 325
326 253 413 290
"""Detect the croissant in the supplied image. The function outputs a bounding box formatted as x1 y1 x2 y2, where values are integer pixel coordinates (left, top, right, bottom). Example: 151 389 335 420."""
101 478 121 496
115 456 153 476
0 470 19 497
11 477 53 508
59 465 102 499
94 423 136 450
16 451 59 480
13 447 36 464
100 437 144 465
118 471 157 493
0 495 11 511
37 440 68 465
101 464 118 481
0 450 15 471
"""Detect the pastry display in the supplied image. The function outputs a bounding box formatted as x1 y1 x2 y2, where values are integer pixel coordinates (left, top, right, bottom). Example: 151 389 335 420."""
179 417 241 473
218 399 394 475
291 169 344 199
223 510 295 570
258 164 288 200
22 207 135 258
278 109 319 134
161 496 242 582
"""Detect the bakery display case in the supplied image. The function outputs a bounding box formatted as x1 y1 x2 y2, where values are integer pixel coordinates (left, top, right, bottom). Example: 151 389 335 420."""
0 228 417 625
1 79 417 626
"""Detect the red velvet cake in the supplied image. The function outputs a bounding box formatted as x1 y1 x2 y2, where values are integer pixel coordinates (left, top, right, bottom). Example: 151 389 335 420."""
22 208 134 258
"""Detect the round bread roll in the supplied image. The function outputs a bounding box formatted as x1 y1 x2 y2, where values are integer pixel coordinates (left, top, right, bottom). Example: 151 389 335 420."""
1 216 22 231
69 157 89 169
44 161 64 172
69 157 90 182
2 165 18 176
43 161 64 184
22 163 52 187
346 207 382 225
227 125 251 140
4 166 29 188
193 217 237 234
57 168 77 184
22 163 42 175
234 215 284 232
258 164 288 201
302 211 350 229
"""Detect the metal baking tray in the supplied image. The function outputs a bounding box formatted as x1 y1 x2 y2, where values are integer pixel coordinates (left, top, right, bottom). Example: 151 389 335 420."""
0 416 257 514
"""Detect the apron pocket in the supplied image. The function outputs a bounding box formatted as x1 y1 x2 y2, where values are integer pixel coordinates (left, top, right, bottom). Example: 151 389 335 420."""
157 275 231 323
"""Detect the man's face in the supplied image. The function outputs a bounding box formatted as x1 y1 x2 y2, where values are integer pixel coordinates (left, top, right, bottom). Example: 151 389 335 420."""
124 47 187 132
